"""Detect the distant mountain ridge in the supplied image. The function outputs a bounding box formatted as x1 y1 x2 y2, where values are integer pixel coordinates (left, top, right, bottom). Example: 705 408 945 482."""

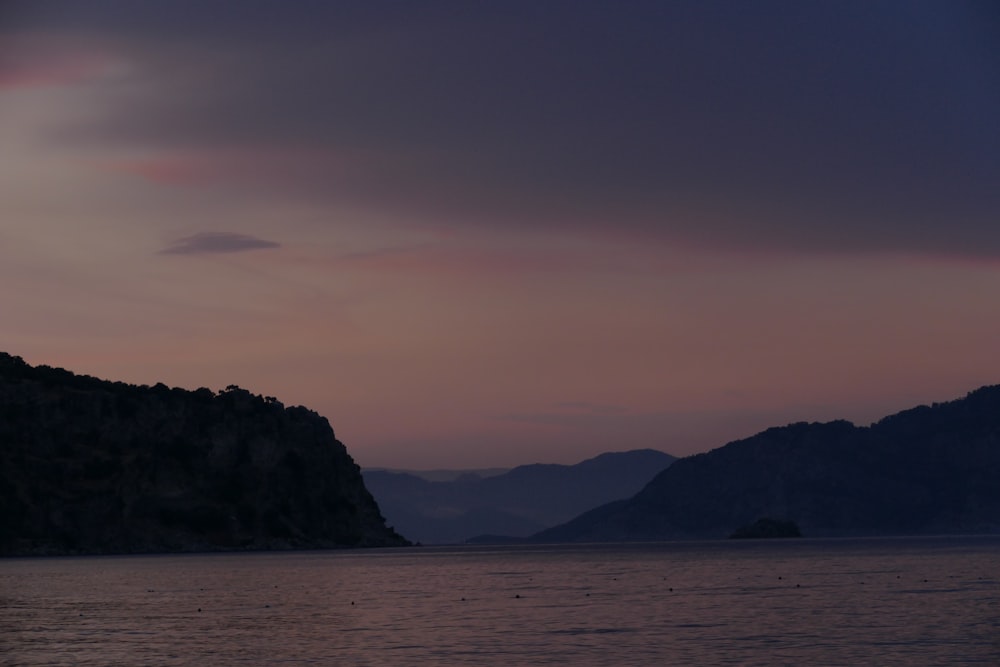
365 467 510 483
533 386 1000 542
0 353 407 555
363 449 676 544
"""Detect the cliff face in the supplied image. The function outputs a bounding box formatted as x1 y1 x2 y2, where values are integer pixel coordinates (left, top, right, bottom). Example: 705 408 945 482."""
534 386 1000 542
0 353 408 555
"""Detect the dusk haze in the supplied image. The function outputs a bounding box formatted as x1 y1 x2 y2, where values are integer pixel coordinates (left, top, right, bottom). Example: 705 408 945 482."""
3 1 999 470
3 3 1000 664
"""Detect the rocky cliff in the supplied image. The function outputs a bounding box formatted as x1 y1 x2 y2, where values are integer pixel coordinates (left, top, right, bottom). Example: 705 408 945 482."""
0 353 408 555
534 386 1000 542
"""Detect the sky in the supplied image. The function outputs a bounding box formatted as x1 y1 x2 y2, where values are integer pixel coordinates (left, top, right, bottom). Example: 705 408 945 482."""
2 1 999 469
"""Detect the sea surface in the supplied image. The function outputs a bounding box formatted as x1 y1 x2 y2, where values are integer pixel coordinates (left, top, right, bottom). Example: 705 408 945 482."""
2 536 998 666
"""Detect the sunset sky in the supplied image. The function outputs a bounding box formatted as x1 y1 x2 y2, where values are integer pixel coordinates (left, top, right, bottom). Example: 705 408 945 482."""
3 2 999 468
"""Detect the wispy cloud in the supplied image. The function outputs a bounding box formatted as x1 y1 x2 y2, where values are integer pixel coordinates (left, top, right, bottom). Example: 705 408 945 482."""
159 232 280 256
103 156 214 186
11 4 1000 259
0 34 114 90
337 243 619 277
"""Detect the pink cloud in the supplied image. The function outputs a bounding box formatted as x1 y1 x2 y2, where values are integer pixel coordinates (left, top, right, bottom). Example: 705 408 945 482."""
0 34 115 90
98 146 356 188
102 156 217 186
332 233 766 279
337 243 618 277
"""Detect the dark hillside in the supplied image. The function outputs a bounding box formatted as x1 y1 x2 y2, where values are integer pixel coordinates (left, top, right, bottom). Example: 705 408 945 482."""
0 353 407 555
534 387 1000 542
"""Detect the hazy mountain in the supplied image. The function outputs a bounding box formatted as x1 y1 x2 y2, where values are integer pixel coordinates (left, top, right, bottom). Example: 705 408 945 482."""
0 353 407 555
366 467 510 482
363 449 676 544
533 386 1000 542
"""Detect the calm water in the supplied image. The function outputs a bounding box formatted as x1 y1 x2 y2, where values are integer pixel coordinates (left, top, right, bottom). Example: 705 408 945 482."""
2 536 998 666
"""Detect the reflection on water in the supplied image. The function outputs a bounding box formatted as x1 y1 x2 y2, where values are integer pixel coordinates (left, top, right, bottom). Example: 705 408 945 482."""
2 537 998 666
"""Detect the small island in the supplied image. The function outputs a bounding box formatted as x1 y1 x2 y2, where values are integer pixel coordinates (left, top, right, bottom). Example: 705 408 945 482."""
729 517 802 539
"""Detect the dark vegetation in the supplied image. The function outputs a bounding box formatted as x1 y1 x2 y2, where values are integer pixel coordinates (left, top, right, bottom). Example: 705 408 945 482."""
0 353 407 555
533 386 1000 542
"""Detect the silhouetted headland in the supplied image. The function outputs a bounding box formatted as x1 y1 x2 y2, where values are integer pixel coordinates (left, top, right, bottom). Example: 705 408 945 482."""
0 353 408 556
533 386 1000 542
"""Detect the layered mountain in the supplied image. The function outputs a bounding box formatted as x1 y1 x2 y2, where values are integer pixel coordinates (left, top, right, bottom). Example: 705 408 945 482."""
363 449 676 544
534 386 1000 542
0 353 407 555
